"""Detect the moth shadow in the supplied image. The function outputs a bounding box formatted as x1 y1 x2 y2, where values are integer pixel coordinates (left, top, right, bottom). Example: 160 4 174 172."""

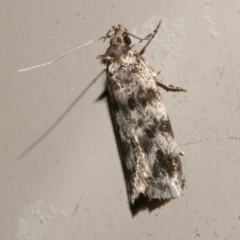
95 87 108 101
130 195 170 216
17 69 106 160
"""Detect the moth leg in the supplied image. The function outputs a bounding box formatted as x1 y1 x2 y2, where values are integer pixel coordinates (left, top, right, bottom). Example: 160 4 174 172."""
155 75 187 92
131 33 154 50
139 20 162 56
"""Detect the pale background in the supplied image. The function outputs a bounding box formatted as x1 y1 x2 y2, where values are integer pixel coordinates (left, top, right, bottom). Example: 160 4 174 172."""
1 0 240 239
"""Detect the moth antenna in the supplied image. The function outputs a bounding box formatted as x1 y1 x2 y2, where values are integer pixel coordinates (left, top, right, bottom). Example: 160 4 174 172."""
131 20 162 50
19 36 106 72
127 32 150 41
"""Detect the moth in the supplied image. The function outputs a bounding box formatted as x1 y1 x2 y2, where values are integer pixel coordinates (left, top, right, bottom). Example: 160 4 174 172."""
20 21 186 205
98 21 186 204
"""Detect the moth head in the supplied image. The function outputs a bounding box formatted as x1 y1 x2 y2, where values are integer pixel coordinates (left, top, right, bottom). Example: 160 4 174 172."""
109 25 132 46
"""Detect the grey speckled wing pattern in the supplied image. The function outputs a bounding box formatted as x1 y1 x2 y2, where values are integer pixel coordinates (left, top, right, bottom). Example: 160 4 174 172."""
98 22 186 204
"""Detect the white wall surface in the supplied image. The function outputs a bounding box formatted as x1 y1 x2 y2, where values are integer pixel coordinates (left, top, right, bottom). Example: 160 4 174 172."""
1 0 240 239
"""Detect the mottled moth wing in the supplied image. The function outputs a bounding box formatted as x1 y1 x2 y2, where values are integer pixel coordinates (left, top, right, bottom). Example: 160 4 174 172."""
98 23 184 204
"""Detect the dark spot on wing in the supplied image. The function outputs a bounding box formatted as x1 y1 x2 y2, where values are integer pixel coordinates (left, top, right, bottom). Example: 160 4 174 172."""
144 123 158 139
159 118 174 137
138 119 143 128
109 97 119 112
154 149 177 177
128 96 136 110
145 128 155 138
146 88 159 103
139 136 153 154
137 86 147 108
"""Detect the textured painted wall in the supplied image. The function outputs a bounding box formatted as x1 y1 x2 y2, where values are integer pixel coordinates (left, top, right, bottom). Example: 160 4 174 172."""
1 1 240 239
